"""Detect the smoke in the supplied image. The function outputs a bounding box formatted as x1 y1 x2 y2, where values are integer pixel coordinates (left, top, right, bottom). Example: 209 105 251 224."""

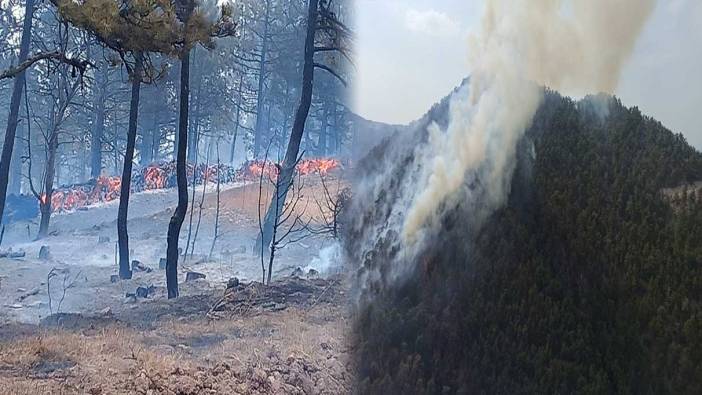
344 0 657 303
401 0 655 244
305 243 343 275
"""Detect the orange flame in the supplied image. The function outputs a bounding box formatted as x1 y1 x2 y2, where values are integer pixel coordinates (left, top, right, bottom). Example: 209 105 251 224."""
246 158 341 180
144 167 167 190
46 159 341 213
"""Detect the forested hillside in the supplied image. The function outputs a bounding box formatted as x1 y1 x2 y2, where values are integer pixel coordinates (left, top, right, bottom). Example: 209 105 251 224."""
351 91 702 393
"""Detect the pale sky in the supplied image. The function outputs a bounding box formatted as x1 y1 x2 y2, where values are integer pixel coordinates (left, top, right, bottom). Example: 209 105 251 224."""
353 0 702 149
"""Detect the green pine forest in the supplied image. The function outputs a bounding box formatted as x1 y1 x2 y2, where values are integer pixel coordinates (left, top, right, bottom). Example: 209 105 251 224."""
353 91 702 394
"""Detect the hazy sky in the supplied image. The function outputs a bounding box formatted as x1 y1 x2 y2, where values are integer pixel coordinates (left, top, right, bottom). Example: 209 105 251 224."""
353 0 702 149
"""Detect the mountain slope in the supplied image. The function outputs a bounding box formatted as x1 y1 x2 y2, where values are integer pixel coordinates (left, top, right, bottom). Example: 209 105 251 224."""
349 90 702 394
347 113 406 161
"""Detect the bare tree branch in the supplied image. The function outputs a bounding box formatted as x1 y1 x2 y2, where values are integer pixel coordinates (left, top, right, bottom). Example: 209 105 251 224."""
313 62 347 87
0 51 92 80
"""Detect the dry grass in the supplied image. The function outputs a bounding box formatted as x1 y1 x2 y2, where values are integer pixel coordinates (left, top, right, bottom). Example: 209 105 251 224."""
0 327 196 394
0 303 351 394
0 379 70 395
208 174 349 225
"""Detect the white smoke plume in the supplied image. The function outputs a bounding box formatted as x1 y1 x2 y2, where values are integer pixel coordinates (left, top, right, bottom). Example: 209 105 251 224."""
402 0 656 243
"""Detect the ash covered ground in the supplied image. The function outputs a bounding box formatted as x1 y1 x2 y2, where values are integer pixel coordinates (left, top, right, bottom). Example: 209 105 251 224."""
0 175 353 394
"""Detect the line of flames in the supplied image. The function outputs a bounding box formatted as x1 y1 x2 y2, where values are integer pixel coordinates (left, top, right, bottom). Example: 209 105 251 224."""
244 158 341 181
43 158 341 213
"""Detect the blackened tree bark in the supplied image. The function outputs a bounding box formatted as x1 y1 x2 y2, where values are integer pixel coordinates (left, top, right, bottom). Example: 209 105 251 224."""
37 50 80 239
37 100 67 239
91 60 108 178
37 127 58 238
117 52 144 280
257 0 318 255
166 0 195 298
166 49 189 298
0 0 35 223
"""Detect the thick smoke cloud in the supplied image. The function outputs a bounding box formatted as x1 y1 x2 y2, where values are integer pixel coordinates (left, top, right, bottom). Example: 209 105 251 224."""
402 0 655 244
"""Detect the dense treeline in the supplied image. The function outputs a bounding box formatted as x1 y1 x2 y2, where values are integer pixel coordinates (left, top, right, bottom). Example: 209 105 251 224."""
0 0 351 196
353 91 702 393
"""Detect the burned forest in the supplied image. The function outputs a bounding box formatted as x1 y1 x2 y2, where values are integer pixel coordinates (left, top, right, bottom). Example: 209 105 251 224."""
1 0 702 394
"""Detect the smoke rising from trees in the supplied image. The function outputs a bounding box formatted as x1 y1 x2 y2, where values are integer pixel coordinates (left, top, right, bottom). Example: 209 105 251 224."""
402 0 655 245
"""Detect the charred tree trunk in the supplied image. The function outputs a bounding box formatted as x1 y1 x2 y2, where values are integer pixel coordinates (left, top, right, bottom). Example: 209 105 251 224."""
253 0 271 159
117 53 143 280
166 19 192 298
38 130 58 239
0 0 34 223
91 61 107 179
257 0 318 254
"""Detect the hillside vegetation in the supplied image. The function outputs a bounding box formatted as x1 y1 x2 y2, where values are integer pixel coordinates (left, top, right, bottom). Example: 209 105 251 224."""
353 91 702 394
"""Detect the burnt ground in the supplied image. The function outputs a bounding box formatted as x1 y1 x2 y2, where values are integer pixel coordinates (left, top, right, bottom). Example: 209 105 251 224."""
0 276 353 394
0 176 353 394
0 176 346 325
